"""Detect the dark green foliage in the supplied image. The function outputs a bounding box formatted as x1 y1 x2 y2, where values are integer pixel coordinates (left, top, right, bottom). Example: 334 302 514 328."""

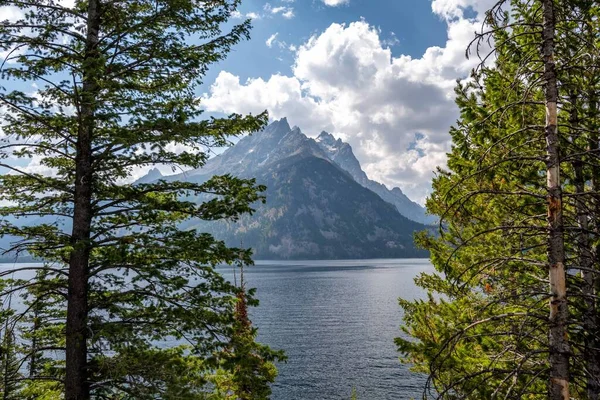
216 280 284 399
0 0 282 397
398 1 600 398
0 301 20 400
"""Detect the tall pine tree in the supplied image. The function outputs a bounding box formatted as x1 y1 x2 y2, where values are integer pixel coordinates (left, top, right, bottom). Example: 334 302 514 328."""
0 0 282 398
398 0 600 398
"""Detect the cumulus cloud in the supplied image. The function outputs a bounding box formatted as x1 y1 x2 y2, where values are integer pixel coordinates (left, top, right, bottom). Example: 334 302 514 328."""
200 3 492 204
322 0 349 6
432 0 498 20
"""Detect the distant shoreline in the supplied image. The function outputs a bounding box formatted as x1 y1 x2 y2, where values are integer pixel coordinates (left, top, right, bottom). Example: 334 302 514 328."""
0 256 39 264
252 257 430 262
1 257 431 265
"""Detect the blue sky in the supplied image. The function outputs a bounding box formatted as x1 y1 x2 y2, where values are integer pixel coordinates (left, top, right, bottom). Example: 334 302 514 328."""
200 0 496 203
203 0 449 85
0 0 496 204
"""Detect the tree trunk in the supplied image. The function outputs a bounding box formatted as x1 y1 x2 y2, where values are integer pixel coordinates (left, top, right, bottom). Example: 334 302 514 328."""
572 93 600 400
29 305 39 378
585 161 600 400
542 0 570 399
65 1 100 399
588 98 600 400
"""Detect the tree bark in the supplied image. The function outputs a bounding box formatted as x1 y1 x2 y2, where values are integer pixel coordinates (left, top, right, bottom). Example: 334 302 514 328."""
572 93 600 400
583 4 600 393
65 1 100 399
588 98 600 400
542 1 570 399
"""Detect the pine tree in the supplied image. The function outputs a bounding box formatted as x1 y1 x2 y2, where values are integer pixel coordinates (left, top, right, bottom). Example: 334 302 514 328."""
0 0 278 398
0 293 20 400
217 265 284 400
398 0 600 398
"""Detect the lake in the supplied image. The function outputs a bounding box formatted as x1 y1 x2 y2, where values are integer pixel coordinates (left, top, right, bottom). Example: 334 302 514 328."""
217 258 433 400
0 258 433 399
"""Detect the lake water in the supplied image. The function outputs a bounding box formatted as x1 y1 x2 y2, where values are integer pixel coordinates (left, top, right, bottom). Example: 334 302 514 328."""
1 258 433 399
217 258 433 400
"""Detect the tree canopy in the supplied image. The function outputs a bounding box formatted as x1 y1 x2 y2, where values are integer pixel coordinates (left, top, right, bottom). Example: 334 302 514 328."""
0 0 282 398
398 1 600 399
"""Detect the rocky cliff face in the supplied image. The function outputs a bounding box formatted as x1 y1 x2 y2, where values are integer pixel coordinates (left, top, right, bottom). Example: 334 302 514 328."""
315 131 435 225
139 118 430 259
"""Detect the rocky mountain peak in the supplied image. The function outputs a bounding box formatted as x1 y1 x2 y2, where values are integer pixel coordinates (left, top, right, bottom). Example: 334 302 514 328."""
137 119 434 225
134 167 164 184
312 129 434 225
316 130 345 149
269 117 291 134
316 130 335 143
147 168 162 178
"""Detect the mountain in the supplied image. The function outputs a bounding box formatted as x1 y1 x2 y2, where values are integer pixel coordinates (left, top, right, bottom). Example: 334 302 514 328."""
144 118 429 260
135 167 163 184
315 131 436 225
1 119 430 261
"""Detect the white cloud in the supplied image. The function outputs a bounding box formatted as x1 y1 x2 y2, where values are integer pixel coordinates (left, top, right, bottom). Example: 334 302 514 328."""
231 10 262 19
58 0 75 7
230 2 297 22
432 0 498 20
264 3 295 19
266 33 279 48
202 3 493 204
0 6 24 21
264 33 296 52
322 0 349 6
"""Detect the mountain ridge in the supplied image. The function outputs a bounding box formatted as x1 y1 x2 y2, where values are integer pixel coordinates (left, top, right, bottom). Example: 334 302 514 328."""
314 130 435 225
138 119 431 259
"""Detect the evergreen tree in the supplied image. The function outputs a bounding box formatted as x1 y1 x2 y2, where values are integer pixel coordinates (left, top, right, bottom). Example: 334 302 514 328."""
217 266 284 400
0 293 20 400
398 0 600 398
0 0 282 398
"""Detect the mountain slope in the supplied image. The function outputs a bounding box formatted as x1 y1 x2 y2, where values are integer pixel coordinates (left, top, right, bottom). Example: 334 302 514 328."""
140 118 429 259
315 131 436 225
184 153 426 259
